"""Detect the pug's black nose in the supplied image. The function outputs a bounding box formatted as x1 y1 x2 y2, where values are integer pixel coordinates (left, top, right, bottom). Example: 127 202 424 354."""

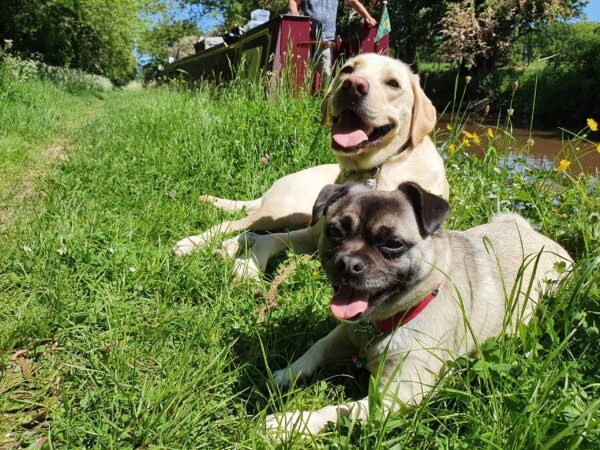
343 255 367 275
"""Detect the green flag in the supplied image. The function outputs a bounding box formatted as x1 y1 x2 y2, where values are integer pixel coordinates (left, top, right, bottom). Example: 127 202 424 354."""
375 4 391 42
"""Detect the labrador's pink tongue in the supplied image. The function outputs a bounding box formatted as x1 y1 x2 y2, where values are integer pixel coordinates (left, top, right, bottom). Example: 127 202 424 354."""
332 125 369 149
331 286 369 319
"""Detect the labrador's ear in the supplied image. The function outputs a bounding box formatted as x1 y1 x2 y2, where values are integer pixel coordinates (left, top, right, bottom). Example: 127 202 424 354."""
398 182 449 236
311 184 350 226
319 76 336 127
410 74 437 145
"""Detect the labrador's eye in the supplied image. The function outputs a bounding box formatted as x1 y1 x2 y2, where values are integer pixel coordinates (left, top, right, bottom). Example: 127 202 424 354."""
326 224 343 240
340 65 354 75
380 239 406 256
386 79 400 88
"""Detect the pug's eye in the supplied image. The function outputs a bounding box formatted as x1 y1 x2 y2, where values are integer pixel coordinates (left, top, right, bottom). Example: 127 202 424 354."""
326 224 343 240
340 66 353 75
386 79 400 88
380 239 406 256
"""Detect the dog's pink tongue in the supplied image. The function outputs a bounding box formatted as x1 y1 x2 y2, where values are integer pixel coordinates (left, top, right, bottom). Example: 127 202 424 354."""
332 126 369 149
331 286 369 319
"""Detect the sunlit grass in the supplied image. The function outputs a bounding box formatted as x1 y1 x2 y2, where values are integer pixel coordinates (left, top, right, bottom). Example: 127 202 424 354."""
0 58 598 448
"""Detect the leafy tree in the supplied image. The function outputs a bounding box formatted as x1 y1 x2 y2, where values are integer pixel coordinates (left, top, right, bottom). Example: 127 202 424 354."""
517 21 600 125
193 1 288 30
0 0 144 85
385 0 446 65
437 0 588 71
139 20 199 62
166 35 201 59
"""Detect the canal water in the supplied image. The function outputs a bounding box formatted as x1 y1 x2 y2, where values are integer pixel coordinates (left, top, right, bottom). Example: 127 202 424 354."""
438 118 600 174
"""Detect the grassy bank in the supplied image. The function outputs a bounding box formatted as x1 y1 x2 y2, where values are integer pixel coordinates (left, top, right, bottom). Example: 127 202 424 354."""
0 62 599 448
0 56 111 225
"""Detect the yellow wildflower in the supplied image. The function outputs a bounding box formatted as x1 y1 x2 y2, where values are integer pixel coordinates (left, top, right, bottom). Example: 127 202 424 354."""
464 131 474 139
446 123 453 131
462 137 471 147
555 159 571 172
312 270 319 277
596 143 600 154
588 118 598 132
487 128 494 138
471 132 481 145
449 143 457 154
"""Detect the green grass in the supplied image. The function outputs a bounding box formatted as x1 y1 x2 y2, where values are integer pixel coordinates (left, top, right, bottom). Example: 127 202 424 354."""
0 60 599 448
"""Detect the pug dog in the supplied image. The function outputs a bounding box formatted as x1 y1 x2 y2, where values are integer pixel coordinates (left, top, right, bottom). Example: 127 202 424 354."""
265 182 572 436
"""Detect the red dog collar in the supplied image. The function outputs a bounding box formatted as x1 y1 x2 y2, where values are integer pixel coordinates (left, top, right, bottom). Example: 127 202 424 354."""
376 284 441 334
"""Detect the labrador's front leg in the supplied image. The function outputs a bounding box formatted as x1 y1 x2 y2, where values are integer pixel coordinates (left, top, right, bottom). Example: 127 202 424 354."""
233 225 320 282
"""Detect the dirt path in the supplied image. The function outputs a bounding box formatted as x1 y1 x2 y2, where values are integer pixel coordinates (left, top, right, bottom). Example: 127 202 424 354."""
0 101 104 447
0 103 103 228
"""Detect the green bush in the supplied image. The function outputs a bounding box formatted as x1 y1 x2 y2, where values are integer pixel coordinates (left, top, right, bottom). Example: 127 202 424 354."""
420 22 600 129
0 0 140 85
515 22 600 127
0 54 113 94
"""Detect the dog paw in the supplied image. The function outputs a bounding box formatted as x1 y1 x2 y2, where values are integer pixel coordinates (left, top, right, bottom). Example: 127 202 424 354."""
243 232 261 246
232 256 261 283
214 237 241 259
198 194 216 203
272 368 292 388
265 411 327 439
172 237 199 257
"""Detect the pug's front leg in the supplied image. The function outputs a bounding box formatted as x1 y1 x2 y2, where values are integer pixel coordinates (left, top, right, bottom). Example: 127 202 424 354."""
271 325 354 388
265 348 447 438
379 349 447 409
264 398 370 438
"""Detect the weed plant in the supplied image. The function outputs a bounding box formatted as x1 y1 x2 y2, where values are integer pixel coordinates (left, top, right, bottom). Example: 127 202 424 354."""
0 59 599 448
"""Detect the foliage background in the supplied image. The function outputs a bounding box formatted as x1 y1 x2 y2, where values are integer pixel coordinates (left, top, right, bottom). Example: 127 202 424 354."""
0 0 144 85
0 0 598 127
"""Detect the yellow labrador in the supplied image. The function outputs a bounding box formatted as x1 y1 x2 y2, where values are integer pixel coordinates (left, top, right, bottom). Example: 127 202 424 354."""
173 54 449 281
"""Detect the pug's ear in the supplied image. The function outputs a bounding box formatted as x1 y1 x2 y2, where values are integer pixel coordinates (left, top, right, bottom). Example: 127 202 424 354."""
311 184 350 226
398 182 449 236
410 73 437 145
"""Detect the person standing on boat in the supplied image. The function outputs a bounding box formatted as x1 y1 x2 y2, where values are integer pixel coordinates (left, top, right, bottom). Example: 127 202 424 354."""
288 0 377 83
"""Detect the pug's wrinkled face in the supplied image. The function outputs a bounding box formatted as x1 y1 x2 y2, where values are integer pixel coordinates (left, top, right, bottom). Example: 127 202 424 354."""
314 183 450 321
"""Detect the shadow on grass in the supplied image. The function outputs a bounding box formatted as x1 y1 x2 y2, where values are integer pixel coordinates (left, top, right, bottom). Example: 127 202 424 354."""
224 254 370 416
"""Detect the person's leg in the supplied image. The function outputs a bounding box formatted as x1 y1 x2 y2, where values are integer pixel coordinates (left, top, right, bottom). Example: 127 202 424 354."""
320 45 332 85
314 44 332 91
